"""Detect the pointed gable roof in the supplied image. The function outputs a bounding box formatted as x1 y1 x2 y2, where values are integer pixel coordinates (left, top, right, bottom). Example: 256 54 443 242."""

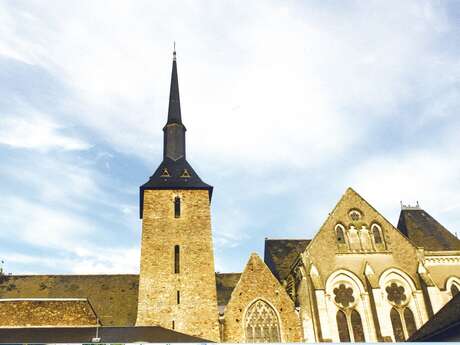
397 208 460 251
264 239 310 281
215 273 241 307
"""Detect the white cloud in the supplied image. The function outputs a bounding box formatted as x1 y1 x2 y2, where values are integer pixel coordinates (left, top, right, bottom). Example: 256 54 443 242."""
0 113 90 151
2 1 456 170
347 146 460 231
0 1 459 273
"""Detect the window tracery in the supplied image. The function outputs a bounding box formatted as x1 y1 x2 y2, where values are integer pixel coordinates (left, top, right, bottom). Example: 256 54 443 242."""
333 284 355 308
385 281 416 340
332 282 365 342
244 300 280 343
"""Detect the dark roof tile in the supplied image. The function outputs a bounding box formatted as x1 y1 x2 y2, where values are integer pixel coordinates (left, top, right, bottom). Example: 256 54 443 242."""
397 209 460 251
264 239 310 280
215 273 241 307
409 293 460 341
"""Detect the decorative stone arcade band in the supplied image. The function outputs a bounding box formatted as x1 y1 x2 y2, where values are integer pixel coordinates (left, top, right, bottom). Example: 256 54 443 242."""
335 223 386 252
244 299 281 343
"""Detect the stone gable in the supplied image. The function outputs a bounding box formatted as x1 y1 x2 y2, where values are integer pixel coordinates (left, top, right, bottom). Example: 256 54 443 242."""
222 253 302 343
306 187 420 289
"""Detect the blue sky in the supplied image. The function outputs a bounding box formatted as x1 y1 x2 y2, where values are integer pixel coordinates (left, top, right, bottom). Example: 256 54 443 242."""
0 0 459 274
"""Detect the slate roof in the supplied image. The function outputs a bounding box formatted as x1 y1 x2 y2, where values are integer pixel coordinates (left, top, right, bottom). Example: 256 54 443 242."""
397 209 460 251
264 239 310 280
0 326 210 343
409 293 460 341
0 274 139 326
215 273 241 307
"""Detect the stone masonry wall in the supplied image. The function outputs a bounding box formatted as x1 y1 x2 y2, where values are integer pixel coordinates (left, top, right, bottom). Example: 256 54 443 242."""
136 189 220 342
0 299 98 327
223 254 303 343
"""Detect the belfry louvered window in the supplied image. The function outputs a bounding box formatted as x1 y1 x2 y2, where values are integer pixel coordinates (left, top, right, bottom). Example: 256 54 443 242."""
244 299 280 343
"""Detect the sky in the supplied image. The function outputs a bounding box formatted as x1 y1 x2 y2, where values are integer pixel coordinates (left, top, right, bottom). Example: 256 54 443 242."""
0 0 459 275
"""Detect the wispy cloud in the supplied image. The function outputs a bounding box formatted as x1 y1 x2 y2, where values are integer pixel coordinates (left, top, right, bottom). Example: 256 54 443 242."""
0 0 459 273
0 112 90 151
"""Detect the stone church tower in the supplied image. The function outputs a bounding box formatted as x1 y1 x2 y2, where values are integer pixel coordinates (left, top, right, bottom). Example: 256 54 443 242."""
136 49 220 342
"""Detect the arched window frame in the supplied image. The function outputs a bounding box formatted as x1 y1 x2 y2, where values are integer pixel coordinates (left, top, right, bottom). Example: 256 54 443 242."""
335 224 347 245
243 298 282 343
370 223 385 249
379 268 421 341
445 276 460 299
325 270 370 342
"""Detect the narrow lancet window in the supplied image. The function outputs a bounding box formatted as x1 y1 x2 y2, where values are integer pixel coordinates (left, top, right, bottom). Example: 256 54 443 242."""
174 245 180 274
177 290 180 304
336 310 350 342
372 225 382 244
174 196 181 218
336 225 346 244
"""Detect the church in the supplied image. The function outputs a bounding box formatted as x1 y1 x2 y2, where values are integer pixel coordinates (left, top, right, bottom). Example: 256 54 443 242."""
1 50 460 343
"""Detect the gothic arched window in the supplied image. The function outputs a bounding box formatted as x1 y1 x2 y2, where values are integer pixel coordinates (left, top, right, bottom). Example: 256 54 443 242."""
451 284 459 297
390 307 405 342
244 300 280 343
372 224 382 244
336 310 350 342
336 225 346 244
404 307 416 337
387 283 417 341
351 309 365 342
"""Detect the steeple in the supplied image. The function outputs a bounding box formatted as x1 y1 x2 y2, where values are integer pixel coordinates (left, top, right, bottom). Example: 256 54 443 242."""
166 48 182 124
163 48 186 161
140 48 213 218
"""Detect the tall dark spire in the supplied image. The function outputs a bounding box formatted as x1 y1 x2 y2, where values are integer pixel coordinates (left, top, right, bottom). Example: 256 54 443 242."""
163 48 186 161
167 48 182 124
140 48 213 218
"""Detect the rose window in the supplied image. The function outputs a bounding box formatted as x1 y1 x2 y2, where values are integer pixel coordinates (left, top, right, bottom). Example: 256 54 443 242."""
386 282 407 305
333 284 355 308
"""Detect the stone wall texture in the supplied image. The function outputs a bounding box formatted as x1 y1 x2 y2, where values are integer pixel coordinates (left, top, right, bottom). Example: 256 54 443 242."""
0 299 98 327
307 188 420 290
222 254 303 343
136 189 220 342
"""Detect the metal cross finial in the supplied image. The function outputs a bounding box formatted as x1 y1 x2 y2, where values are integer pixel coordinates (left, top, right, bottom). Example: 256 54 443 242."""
173 41 177 60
